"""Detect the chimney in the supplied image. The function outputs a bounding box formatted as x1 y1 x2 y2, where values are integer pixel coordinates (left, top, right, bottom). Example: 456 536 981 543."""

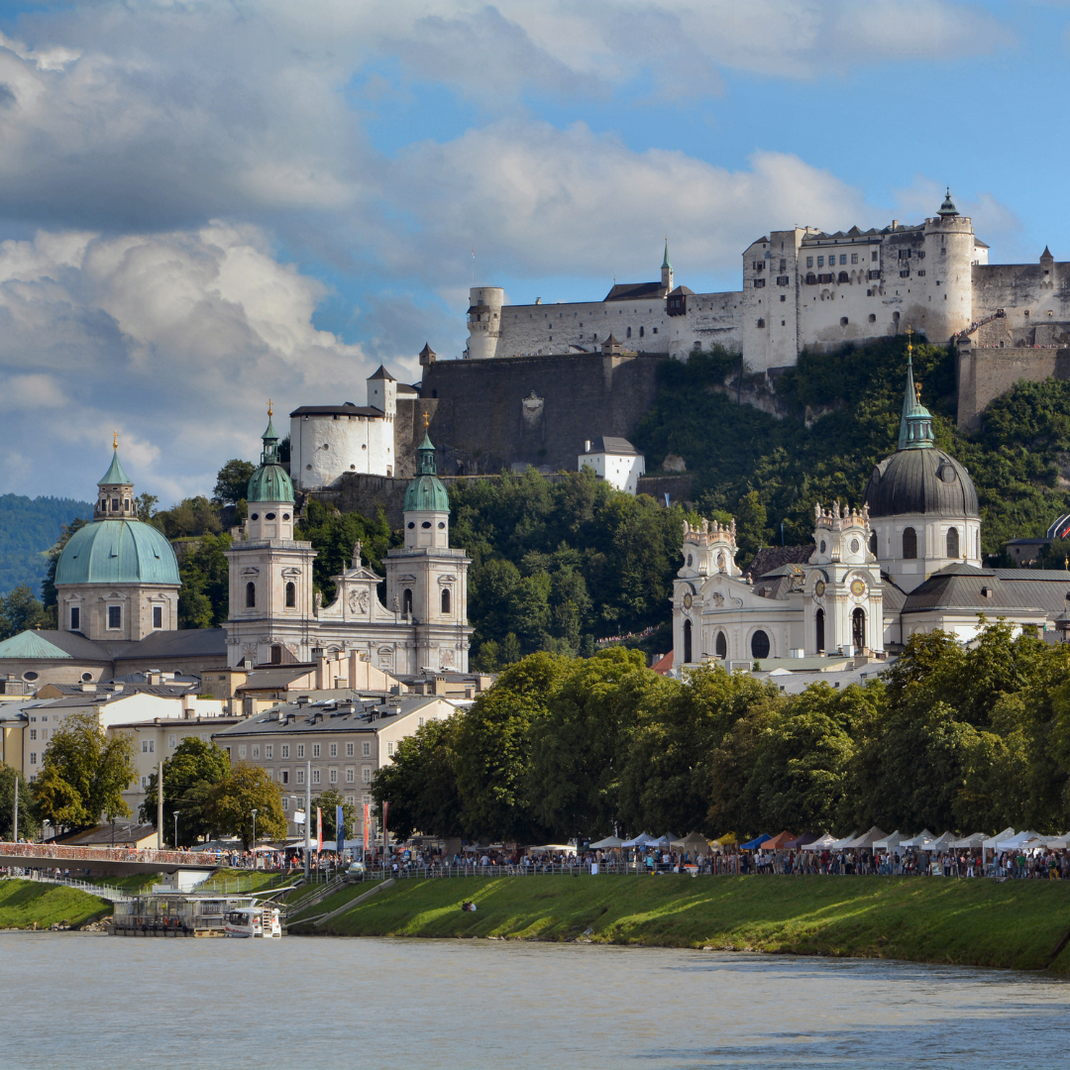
584 440 591 453
315 654 329 690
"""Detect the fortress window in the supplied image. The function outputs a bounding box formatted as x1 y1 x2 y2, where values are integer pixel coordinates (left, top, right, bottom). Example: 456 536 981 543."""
900 270 910 278
753 278 765 288
817 256 824 267
626 326 632 338
917 251 925 259
902 527 918 559
285 582 296 608
872 251 878 261
840 317 849 326
806 257 813 268
639 326 644 337
750 630 770 659
917 270 926 276
780 259 787 270
652 328 657 334
777 275 790 285
756 318 765 328
806 273 817 285
108 605 122 630
838 272 849 283
442 589 451 614
947 527 960 559
851 253 858 264
868 313 876 323
246 582 256 608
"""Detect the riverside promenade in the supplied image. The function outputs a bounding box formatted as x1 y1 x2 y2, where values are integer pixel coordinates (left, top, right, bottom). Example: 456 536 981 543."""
0 841 214 877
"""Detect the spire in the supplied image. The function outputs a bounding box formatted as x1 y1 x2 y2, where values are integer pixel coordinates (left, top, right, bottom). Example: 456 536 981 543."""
416 426 437 476
260 400 279 465
662 239 672 271
897 328 934 451
937 187 959 218
98 436 132 486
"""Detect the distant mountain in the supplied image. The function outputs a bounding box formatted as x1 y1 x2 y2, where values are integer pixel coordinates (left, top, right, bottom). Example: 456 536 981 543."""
0 494 94 597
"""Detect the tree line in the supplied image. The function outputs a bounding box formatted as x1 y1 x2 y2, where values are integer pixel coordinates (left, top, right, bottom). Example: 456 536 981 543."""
372 620 1070 844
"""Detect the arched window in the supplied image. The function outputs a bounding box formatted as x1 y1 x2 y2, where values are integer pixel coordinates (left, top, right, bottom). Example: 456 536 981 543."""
751 630 770 659
626 326 632 338
683 619 692 664
441 588 451 614
639 326 644 338
946 527 960 559
403 588 413 615
245 582 256 608
285 581 296 608
902 527 917 559
869 531 877 555
715 631 727 659
815 609 825 654
852 608 866 653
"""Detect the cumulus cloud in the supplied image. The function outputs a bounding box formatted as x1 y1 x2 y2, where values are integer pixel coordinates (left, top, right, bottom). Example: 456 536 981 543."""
0 223 369 500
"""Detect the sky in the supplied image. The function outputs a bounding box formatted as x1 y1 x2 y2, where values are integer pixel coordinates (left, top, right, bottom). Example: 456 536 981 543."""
0 0 1068 504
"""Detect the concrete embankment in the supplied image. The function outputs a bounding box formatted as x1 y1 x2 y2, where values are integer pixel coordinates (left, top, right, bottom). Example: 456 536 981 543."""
292 873 1070 973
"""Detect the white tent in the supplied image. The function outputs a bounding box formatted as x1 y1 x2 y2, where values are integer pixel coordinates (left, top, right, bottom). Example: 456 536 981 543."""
802 833 837 851
1039 831 1070 850
828 832 857 850
873 830 906 850
622 833 655 848
950 832 985 849
982 827 1016 853
670 832 710 852
528 843 574 854
995 830 1043 852
845 826 887 850
898 830 936 848
589 835 624 850
927 832 955 852
646 834 675 849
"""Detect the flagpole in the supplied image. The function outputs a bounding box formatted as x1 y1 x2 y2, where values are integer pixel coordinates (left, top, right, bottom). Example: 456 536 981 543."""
304 759 311 881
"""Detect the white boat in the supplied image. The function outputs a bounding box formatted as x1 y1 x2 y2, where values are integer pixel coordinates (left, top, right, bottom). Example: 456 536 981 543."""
223 904 283 938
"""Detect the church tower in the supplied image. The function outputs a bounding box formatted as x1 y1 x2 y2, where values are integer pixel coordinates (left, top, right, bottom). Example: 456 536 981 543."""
661 240 673 292
224 406 317 667
384 427 471 673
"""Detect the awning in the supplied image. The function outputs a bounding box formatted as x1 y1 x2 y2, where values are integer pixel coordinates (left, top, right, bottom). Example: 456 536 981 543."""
740 833 771 850
589 835 624 850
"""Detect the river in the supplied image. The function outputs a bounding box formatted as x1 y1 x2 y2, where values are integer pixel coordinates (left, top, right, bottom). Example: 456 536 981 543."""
2 933 1068 1068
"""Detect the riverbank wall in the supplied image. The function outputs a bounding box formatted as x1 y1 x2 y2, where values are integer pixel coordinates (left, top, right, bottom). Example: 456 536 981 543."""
291 874 1070 973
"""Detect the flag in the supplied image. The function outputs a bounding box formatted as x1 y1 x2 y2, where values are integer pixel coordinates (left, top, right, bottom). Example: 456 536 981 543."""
317 807 323 852
336 804 345 854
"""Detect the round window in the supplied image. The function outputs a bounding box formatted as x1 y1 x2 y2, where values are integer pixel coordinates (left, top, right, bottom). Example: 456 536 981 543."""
687 554 693 567
81 672 93 682
819 540 826 554
407 522 415 529
23 671 38 681
251 513 259 521
438 522 445 529
421 521 432 529
850 538 859 554
265 512 276 520
283 513 291 521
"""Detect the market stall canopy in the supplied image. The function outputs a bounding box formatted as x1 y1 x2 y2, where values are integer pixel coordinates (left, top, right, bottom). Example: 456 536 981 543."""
646 835 675 849
762 831 795 850
622 833 655 848
1040 832 1070 850
740 833 771 850
995 831 1043 851
950 832 985 849
528 844 574 853
802 833 837 851
982 827 1015 852
873 830 906 850
927 833 955 852
899 830 937 849
783 832 818 850
845 827 887 850
711 832 738 847
670 833 710 851
589 835 624 850
828 832 858 850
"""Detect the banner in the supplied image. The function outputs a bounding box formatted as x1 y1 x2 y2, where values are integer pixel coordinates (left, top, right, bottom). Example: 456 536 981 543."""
316 807 323 852
293 809 306 825
336 804 345 854
363 802 371 859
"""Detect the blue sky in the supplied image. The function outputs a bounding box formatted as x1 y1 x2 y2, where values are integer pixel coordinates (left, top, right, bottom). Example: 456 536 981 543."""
0 0 1066 502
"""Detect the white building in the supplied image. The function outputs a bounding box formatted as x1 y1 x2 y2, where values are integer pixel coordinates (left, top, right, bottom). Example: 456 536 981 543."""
578 435 646 495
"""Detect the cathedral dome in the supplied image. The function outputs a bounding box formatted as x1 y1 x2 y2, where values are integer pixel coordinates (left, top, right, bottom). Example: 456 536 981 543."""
863 448 979 518
247 409 294 504
404 431 449 512
56 519 180 587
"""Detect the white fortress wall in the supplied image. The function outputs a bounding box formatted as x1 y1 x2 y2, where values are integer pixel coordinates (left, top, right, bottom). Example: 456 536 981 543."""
290 411 395 491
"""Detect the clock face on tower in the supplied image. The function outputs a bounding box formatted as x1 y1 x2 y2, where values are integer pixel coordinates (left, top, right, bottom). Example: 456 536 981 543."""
683 592 693 609
851 579 866 596
814 580 825 598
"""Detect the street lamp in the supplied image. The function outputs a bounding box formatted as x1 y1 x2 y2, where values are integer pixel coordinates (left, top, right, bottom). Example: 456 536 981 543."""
173 811 180 850
251 808 258 851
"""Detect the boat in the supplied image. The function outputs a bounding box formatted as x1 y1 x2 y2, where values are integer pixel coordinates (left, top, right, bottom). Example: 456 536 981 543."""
223 903 283 938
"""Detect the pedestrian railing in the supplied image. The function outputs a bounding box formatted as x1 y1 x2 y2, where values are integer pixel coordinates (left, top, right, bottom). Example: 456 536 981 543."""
5 871 134 902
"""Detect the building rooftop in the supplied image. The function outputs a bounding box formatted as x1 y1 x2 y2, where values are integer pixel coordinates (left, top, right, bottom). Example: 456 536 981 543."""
581 436 641 456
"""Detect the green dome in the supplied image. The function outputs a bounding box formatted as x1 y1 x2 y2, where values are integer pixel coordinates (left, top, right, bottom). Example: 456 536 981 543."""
404 432 449 512
55 519 180 587
247 410 294 504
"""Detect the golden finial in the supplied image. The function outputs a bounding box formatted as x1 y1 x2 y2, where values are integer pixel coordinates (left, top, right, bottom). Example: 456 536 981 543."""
423 411 430 430
906 324 913 352
112 430 118 450
915 380 923 403
268 399 273 418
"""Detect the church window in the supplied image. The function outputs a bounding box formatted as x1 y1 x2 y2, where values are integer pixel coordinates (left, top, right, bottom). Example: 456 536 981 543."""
869 531 877 554
816 609 825 654
421 521 431 529
403 589 413 615
251 513 259 521
285 582 296 608
283 513 291 521
715 632 727 659
852 608 866 653
902 527 918 559
246 582 256 608
819 540 826 554
683 619 692 663
70 607 80 631
24 672 38 682
442 588 451 614
408 522 415 529
265 512 276 520
686 554 693 567
271 645 282 664
750 630 770 659
947 527 960 559
108 605 122 630
153 606 163 629
112 498 119 511
438 521 445 529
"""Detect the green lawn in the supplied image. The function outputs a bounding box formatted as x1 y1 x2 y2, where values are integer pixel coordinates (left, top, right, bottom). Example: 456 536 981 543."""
0 880 111 930
302 873 1070 972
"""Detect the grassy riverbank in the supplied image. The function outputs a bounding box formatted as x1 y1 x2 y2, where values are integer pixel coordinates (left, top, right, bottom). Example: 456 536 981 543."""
0 880 110 930
291 874 1070 972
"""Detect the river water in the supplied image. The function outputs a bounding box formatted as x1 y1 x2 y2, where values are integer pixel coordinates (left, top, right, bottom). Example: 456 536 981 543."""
2 933 1068 1068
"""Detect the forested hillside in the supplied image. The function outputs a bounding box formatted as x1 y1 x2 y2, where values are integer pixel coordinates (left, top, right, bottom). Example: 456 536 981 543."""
633 337 1070 555
0 495 93 596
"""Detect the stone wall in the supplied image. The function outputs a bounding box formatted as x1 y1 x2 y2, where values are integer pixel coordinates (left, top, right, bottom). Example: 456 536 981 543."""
421 351 669 474
956 340 1070 431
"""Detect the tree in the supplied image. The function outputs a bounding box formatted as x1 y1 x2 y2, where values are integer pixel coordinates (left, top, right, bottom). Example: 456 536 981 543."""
0 584 45 640
41 517 88 613
213 459 256 506
177 533 232 628
371 717 465 840
0 764 40 841
311 788 358 842
207 762 286 849
33 713 137 830
139 737 231 845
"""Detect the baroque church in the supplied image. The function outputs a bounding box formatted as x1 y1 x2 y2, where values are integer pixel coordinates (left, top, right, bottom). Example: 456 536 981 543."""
672 343 1070 670
0 410 471 689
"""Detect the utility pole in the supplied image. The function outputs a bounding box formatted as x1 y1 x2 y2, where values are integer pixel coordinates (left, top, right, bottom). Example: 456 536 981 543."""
12 774 18 843
157 760 164 851
304 759 311 880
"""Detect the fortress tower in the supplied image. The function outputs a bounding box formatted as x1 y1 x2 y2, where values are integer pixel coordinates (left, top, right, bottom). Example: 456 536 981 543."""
465 286 504 359
920 189 976 345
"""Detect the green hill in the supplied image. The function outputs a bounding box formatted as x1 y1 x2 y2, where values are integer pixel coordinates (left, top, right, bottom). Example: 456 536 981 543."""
632 337 1070 557
0 494 94 597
